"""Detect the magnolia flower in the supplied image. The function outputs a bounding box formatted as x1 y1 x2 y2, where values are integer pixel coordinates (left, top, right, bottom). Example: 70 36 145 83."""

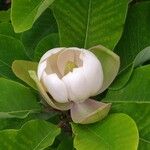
29 45 120 124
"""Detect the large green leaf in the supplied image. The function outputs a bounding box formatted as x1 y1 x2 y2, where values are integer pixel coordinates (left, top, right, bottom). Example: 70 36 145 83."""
0 120 60 150
110 46 150 90
21 9 58 58
0 22 20 39
104 65 150 149
0 112 58 130
115 2 150 70
0 9 10 22
0 129 17 148
12 60 38 90
111 104 150 150
72 113 139 150
104 65 150 103
0 35 28 80
57 136 73 150
0 78 41 118
34 33 59 61
11 0 55 33
52 0 128 49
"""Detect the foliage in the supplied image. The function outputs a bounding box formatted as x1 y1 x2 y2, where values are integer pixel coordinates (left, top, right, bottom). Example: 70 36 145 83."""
0 0 149 149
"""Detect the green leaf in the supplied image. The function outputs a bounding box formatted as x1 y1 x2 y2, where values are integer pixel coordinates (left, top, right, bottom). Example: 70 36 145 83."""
0 129 17 148
115 2 150 70
16 120 60 150
11 0 55 33
0 78 41 118
12 60 38 90
0 120 61 150
90 45 120 93
110 46 150 90
104 65 150 103
72 113 139 150
0 22 20 39
111 104 150 150
52 0 128 49
0 112 58 130
104 65 150 149
0 35 28 80
0 9 10 22
21 9 58 59
110 64 133 90
57 136 73 150
34 33 59 61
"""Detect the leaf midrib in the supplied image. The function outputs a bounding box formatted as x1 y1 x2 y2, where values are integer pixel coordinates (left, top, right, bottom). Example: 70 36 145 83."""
33 129 58 150
84 0 92 48
140 137 150 144
0 59 11 68
0 109 40 114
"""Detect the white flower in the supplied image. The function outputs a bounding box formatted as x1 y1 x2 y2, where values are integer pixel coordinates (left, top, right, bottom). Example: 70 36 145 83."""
29 45 120 124
37 47 103 103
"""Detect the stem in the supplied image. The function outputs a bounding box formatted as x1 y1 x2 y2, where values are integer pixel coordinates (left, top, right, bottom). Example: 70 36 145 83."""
58 111 72 134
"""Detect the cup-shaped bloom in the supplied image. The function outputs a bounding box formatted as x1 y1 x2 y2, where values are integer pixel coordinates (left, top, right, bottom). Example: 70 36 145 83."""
29 45 120 124
38 47 103 103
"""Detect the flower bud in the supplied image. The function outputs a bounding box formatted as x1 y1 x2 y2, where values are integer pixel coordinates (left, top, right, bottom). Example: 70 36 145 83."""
38 47 104 103
30 46 120 124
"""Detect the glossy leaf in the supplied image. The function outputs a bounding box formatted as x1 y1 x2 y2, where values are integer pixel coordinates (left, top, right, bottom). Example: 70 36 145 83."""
115 2 150 70
90 45 120 93
0 120 60 150
34 33 59 61
0 129 17 148
110 46 150 90
111 104 150 150
57 136 73 150
104 65 150 103
0 112 58 131
52 0 128 49
0 22 20 39
21 9 58 59
0 78 41 118
11 0 55 32
0 35 28 80
12 60 38 90
72 113 139 150
0 9 10 22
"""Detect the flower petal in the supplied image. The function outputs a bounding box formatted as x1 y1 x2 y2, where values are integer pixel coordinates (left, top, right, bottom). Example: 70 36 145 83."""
71 99 111 124
81 50 103 96
37 61 47 80
39 47 65 63
57 49 75 76
42 72 68 103
29 70 72 110
62 68 90 102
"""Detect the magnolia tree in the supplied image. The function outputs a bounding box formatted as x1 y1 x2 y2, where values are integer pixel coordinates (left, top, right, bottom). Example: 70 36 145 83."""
0 0 149 150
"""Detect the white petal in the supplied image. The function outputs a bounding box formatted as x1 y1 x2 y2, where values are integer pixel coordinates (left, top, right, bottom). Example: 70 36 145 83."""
81 50 103 96
62 68 90 102
42 72 68 103
39 47 65 64
37 61 47 80
57 49 75 76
